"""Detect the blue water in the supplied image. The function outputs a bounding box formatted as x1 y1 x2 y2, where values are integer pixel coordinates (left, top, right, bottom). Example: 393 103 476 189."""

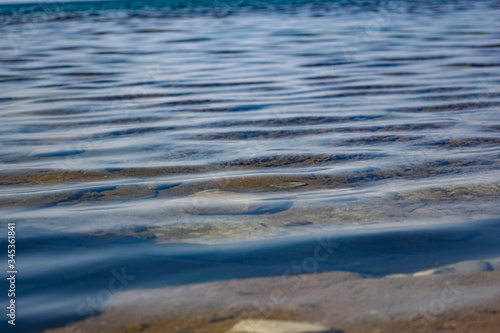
0 0 499 332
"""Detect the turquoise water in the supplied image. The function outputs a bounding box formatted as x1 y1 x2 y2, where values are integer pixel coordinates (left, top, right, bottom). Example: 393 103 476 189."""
0 0 499 332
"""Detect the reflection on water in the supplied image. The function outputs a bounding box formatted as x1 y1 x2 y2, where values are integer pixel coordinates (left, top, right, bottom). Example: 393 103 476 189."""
0 0 499 331
11 219 500 332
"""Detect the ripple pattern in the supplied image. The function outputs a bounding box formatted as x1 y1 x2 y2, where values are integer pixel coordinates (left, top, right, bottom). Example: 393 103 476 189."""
0 0 499 239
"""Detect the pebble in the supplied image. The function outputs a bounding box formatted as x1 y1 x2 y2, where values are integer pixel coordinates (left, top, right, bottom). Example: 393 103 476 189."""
269 181 307 189
386 274 410 278
412 260 494 277
413 268 439 277
225 319 337 333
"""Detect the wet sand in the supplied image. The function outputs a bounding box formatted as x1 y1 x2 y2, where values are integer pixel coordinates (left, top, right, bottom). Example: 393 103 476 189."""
47 259 500 333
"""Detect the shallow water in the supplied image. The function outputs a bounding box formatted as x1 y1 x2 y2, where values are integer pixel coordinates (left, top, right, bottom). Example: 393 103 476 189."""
11 219 500 332
0 0 499 332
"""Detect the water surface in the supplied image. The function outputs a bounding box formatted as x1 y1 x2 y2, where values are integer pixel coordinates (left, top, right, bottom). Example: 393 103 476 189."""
0 0 499 331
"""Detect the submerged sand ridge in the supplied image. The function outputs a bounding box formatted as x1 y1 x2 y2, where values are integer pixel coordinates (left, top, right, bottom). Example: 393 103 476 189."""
1 155 499 188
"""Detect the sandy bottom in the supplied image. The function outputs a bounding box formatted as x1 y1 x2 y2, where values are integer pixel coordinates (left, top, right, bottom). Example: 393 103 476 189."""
47 259 500 333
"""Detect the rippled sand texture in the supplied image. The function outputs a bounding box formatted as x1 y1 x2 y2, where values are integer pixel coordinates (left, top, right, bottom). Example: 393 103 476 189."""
1 0 500 242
